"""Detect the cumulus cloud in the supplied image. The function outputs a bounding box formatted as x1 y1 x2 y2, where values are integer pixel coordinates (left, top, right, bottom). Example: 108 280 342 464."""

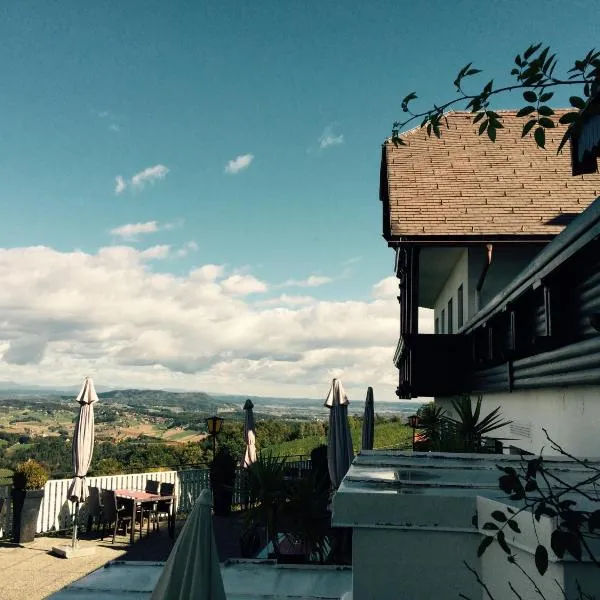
282 275 333 288
224 154 254 174
176 241 199 257
140 245 171 260
115 165 169 194
115 176 127 195
110 221 159 241
319 125 344 149
0 245 434 398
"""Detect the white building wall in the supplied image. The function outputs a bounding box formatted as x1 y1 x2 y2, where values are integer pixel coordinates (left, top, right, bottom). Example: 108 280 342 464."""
433 249 468 333
438 388 600 457
432 245 547 333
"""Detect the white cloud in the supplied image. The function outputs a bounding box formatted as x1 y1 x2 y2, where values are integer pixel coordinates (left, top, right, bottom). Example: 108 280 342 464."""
224 154 254 174
115 165 169 194
176 241 199 258
131 165 169 190
115 176 127 195
140 245 171 260
282 275 333 288
319 125 344 149
0 245 429 399
109 124 121 132
110 221 159 241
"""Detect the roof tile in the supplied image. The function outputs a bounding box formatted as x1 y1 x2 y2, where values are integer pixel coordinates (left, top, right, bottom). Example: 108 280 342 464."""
382 111 599 238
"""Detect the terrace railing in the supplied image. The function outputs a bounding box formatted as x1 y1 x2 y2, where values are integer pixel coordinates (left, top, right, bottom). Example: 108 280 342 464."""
0 459 311 538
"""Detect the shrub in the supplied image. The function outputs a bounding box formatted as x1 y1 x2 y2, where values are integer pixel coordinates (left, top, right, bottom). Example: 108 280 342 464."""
12 459 49 490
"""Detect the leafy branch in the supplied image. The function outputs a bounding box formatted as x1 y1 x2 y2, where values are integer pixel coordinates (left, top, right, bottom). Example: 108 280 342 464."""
392 44 600 152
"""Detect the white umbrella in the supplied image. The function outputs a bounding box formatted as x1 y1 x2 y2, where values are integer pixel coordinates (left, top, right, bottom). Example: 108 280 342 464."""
151 489 226 600
361 387 375 451
67 376 98 549
324 378 354 488
242 398 257 467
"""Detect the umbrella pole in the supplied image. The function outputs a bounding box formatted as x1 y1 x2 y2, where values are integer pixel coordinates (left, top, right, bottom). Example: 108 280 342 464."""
72 501 79 549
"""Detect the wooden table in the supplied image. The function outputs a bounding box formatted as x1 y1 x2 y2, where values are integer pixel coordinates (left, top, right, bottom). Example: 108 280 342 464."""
114 489 176 544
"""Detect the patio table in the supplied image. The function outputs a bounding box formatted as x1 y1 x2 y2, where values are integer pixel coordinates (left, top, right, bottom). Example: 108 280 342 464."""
114 489 176 544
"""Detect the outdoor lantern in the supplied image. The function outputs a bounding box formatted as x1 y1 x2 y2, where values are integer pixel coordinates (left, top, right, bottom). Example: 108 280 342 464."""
205 415 224 436
408 415 420 429
205 415 224 458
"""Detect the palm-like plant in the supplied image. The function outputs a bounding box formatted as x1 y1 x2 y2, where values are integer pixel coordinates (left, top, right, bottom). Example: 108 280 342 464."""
446 395 512 453
281 472 331 563
242 452 287 556
416 403 447 449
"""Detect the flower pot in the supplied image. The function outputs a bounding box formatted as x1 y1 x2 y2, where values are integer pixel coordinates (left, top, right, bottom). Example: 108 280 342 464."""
12 489 44 544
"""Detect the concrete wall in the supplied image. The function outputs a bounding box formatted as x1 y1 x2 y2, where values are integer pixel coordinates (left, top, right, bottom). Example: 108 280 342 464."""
438 388 600 457
352 528 481 600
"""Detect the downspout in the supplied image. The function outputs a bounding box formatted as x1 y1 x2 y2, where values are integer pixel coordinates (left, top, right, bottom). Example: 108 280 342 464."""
476 244 494 311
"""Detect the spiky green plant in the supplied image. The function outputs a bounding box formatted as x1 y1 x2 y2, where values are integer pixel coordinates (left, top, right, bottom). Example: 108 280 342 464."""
446 395 512 453
416 402 447 449
242 452 287 556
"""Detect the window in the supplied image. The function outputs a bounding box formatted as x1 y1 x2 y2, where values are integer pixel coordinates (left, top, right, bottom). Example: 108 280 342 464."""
441 309 446 334
435 318 439 334
447 298 454 334
458 284 464 329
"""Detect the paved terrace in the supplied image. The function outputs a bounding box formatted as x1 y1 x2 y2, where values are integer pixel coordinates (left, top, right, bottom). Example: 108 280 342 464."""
0 514 244 600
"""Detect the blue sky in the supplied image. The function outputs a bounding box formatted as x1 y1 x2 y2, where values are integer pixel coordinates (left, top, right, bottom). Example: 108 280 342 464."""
0 1 597 397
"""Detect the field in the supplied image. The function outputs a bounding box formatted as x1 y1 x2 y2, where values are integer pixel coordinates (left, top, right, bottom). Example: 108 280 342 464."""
0 404 206 444
266 421 413 457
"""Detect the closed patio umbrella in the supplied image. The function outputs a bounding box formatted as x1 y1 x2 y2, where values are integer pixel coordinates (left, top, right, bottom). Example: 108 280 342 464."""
361 387 375 451
150 489 226 600
67 376 98 549
242 398 256 467
324 378 354 488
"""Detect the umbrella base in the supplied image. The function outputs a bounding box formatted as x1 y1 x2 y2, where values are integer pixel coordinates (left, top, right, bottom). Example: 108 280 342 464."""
51 544 96 559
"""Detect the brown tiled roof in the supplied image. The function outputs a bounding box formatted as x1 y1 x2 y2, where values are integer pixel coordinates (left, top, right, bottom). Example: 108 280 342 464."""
381 110 600 240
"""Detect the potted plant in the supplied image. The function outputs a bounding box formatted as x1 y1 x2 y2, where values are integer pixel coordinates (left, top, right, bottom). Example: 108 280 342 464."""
210 448 237 516
11 459 49 543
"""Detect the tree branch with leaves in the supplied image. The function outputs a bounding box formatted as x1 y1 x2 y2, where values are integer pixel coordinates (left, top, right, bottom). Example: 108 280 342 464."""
392 44 600 153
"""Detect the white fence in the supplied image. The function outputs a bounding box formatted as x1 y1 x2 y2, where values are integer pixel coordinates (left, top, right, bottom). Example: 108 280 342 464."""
0 460 311 538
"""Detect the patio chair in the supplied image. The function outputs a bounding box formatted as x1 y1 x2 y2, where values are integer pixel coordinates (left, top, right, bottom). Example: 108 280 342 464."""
153 482 175 536
145 479 160 494
100 489 133 543
86 486 102 534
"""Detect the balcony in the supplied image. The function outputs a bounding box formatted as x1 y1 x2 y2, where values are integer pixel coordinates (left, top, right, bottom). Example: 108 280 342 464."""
395 333 472 398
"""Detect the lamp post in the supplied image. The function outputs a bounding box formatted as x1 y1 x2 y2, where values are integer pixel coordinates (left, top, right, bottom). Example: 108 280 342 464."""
408 414 420 451
205 415 224 460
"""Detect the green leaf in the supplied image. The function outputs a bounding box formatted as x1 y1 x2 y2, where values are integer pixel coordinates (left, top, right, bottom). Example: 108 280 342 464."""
507 519 521 533
487 125 496 142
539 117 555 129
491 510 507 522
496 530 511 554
539 92 554 103
477 535 494 557
534 126 546 149
478 120 488 135
570 96 586 109
588 510 600 532
523 90 537 103
535 545 549 576
559 111 579 125
525 479 538 492
516 106 536 118
466 68 482 76
473 112 485 124
538 105 554 117
482 522 499 530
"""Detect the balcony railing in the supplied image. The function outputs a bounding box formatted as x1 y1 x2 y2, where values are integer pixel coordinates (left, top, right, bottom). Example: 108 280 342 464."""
0 459 311 539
